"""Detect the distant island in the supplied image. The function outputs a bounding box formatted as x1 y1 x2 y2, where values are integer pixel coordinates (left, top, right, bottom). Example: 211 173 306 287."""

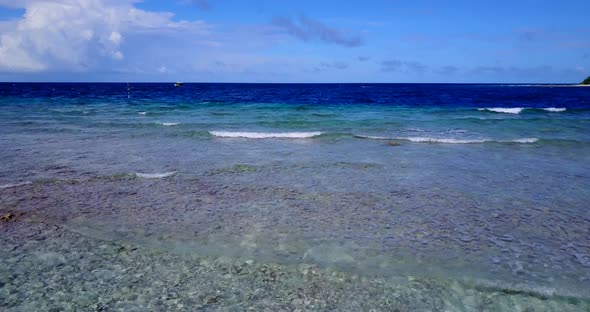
582 76 590 85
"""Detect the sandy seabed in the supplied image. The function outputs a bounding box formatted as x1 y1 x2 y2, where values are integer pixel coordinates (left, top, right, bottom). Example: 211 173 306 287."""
1 198 589 311
2 221 589 312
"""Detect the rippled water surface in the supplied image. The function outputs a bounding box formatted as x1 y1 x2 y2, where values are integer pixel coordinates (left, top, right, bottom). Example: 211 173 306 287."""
1 83 590 309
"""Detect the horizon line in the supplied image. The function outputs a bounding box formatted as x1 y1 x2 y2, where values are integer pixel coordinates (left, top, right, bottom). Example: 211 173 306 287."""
0 81 584 85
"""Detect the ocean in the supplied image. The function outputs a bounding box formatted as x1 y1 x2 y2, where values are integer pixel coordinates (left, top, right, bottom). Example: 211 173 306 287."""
1 83 590 311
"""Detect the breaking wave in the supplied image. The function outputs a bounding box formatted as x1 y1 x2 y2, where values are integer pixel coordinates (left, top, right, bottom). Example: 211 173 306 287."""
477 107 567 114
135 171 177 179
355 135 539 144
0 181 32 189
398 137 539 144
542 107 567 112
209 131 323 139
478 108 525 114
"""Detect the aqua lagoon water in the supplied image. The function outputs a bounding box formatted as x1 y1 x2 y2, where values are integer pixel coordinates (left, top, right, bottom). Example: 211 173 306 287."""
1 83 590 300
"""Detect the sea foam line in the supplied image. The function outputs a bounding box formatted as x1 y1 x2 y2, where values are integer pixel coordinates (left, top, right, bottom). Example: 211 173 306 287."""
159 122 180 126
399 137 488 144
135 171 177 179
478 107 567 114
356 135 539 144
397 137 539 144
542 107 567 112
0 181 32 189
509 137 539 143
209 131 322 139
478 107 525 114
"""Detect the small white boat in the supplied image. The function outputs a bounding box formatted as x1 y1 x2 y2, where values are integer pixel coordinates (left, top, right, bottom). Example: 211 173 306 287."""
174 82 184 87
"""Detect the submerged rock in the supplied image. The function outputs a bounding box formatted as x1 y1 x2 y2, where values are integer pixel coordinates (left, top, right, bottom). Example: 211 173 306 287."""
498 235 514 242
210 164 259 175
0 212 22 223
1 213 14 222
460 235 474 243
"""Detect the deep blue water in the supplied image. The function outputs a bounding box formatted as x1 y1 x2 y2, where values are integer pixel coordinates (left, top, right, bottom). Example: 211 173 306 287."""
2 83 590 108
1 83 590 298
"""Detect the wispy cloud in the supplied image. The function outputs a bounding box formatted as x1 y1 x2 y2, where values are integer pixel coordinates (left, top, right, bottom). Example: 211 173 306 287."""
0 0 27 8
436 65 459 76
513 28 545 42
400 33 440 44
272 15 363 47
467 65 555 80
314 61 349 72
179 0 211 10
380 60 402 72
381 60 428 73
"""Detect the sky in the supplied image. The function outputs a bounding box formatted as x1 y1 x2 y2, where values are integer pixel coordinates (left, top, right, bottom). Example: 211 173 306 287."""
0 0 588 83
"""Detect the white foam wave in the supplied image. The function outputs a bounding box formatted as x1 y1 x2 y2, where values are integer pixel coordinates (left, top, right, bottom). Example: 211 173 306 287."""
542 107 566 112
135 171 176 179
159 122 180 126
478 107 524 114
509 138 539 143
478 107 567 114
138 112 147 115
209 131 322 139
401 137 488 144
0 181 32 189
395 137 540 144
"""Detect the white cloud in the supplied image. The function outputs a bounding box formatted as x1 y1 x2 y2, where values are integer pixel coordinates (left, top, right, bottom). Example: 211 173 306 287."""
0 0 210 72
157 65 168 73
109 31 122 45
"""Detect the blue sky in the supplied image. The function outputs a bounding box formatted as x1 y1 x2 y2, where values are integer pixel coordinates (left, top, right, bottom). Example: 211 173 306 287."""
0 0 588 82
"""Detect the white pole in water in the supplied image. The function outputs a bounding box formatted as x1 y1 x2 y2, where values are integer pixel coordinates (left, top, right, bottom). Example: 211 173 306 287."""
127 82 131 99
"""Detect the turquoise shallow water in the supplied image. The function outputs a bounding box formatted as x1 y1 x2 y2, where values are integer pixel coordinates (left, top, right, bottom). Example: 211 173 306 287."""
1 83 590 302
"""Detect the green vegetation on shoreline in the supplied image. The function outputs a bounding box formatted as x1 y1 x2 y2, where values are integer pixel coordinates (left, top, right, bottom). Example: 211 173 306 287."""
582 76 590 85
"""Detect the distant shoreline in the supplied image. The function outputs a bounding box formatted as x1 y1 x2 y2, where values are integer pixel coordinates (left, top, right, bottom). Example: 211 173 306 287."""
529 84 590 87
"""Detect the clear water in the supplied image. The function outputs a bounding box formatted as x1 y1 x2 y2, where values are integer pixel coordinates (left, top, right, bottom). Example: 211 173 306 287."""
1 83 589 299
